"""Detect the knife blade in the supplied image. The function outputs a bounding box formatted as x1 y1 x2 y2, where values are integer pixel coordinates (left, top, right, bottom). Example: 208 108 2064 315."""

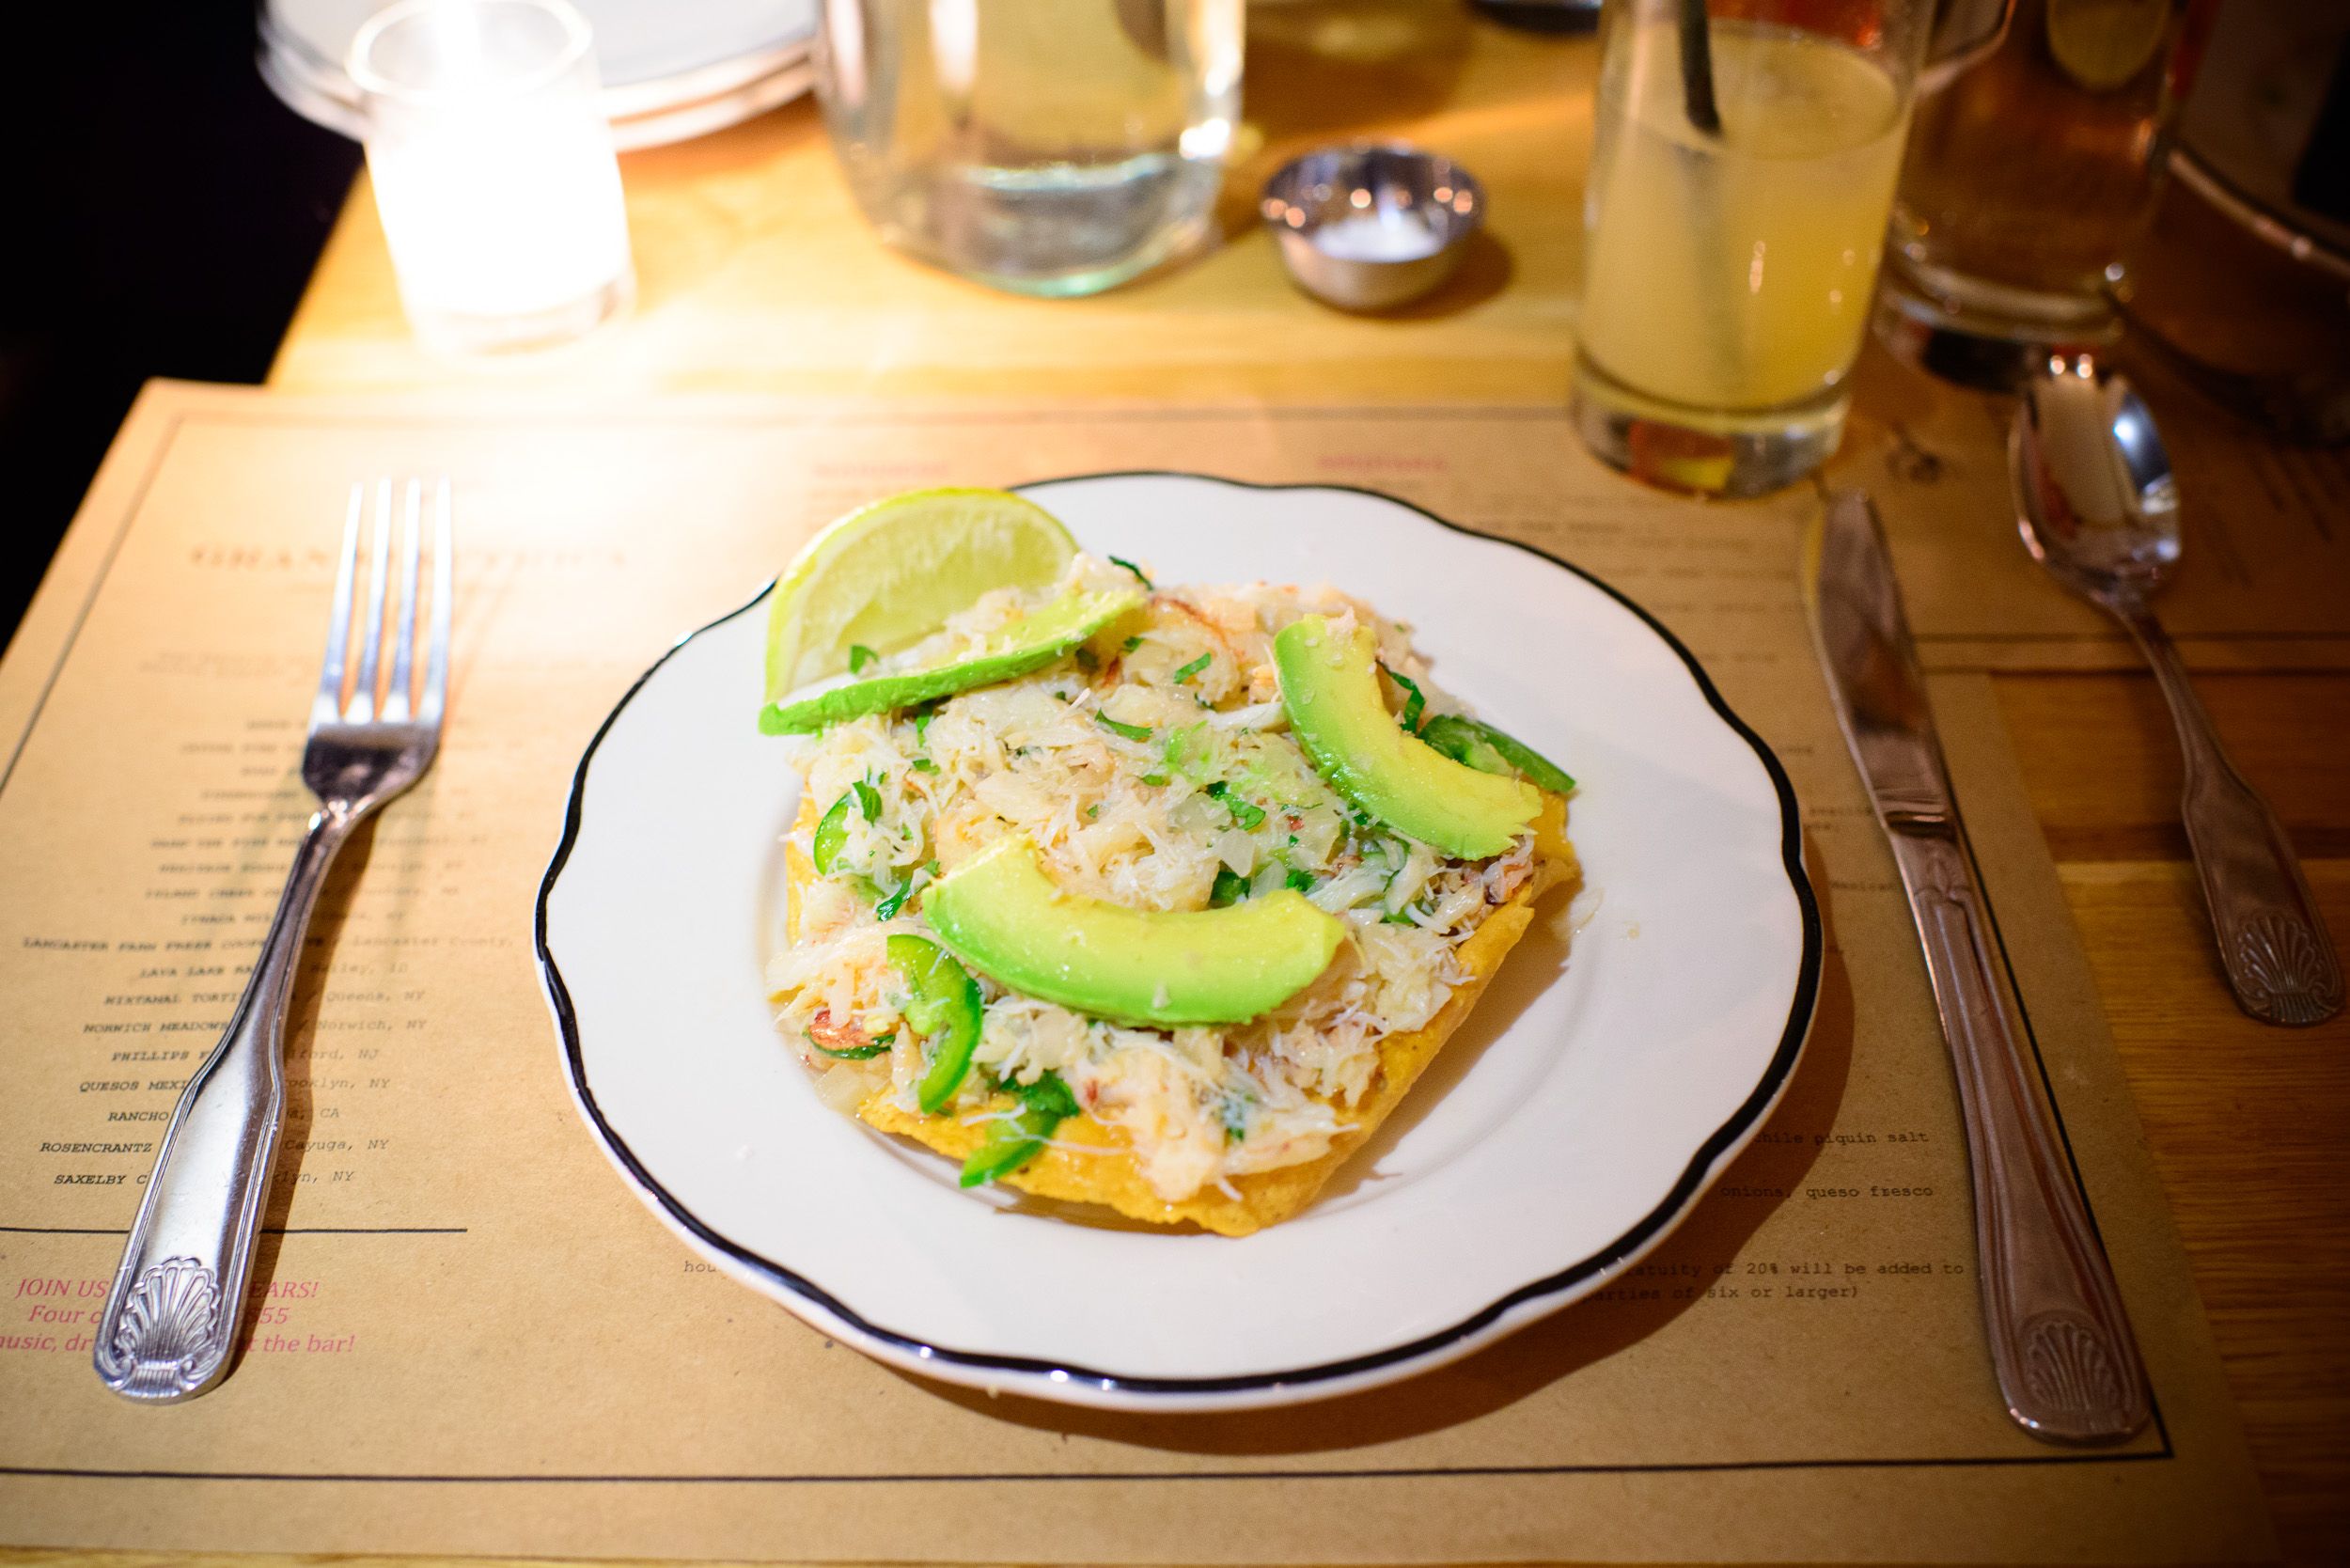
1807 490 2150 1444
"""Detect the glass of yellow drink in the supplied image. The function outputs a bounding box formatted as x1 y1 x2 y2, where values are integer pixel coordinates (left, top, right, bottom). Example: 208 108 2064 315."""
1573 0 1936 496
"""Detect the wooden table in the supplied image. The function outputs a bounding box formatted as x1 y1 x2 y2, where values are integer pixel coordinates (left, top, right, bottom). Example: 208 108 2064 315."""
28 13 2347 1565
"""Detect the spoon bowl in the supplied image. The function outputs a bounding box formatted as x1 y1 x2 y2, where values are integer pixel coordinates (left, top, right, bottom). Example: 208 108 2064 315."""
2011 353 2181 600
2008 352 2342 1027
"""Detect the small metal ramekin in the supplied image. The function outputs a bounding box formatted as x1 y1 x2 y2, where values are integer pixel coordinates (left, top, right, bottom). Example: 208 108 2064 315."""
1261 145 1485 312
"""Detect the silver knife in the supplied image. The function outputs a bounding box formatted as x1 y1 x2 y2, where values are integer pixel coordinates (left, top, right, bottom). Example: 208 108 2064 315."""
1808 490 2150 1444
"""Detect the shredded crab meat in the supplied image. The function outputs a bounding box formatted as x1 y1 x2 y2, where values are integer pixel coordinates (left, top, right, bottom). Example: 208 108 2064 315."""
767 556 1552 1204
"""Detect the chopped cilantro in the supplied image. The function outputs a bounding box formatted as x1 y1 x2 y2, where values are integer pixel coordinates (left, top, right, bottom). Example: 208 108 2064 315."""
1209 868 1250 907
852 779 882 821
1219 1090 1251 1141
849 644 879 674
1086 804 1100 819
1074 646 1099 674
1206 781 1265 830
913 706 935 745
1171 652 1212 684
874 882 912 920
1285 868 1315 894
911 757 938 773
1095 713 1152 743
1109 555 1152 588
1141 773 1171 787
1122 635 1142 653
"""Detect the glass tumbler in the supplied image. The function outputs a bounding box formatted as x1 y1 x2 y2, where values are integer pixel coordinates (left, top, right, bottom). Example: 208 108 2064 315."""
351 0 635 358
1572 0 1935 496
1874 0 2205 385
816 0 1246 297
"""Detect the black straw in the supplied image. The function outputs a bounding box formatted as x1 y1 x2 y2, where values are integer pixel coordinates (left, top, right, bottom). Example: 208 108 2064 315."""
1679 0 1721 134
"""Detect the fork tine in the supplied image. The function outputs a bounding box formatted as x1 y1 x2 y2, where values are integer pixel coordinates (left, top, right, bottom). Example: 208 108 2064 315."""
352 479 393 723
384 480 422 724
419 478 452 727
314 484 364 728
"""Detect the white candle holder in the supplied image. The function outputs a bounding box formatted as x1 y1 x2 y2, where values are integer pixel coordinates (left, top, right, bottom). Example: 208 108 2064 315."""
351 0 635 359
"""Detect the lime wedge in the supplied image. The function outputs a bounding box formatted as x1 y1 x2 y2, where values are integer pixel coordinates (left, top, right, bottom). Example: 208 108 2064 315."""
2045 0 2169 92
764 488 1077 703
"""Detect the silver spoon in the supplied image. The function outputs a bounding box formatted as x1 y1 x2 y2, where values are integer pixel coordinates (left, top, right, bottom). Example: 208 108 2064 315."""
2010 353 2342 1026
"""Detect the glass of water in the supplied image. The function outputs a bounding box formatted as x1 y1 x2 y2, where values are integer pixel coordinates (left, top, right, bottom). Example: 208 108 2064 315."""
816 0 1246 296
350 0 635 358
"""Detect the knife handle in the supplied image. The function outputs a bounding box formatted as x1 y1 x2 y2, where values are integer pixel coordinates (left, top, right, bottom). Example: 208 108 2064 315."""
1887 828 2152 1443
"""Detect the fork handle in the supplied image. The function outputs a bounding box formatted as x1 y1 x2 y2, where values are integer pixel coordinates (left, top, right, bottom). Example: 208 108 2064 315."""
2115 604 2343 1026
95 808 359 1402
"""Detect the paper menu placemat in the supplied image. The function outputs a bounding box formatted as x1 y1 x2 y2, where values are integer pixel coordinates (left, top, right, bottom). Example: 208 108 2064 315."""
0 383 2271 1562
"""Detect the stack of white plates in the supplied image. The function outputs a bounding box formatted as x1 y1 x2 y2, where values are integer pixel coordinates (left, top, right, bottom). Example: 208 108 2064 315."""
259 0 821 150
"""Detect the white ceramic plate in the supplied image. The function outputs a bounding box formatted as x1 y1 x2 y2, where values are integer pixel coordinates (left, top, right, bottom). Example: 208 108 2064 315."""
536 474 1820 1411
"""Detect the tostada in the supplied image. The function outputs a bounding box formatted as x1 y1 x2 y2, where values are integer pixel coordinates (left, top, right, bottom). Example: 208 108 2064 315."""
761 543 1578 1236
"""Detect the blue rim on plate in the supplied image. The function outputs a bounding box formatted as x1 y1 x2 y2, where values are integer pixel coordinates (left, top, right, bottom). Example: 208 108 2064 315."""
534 473 1822 1404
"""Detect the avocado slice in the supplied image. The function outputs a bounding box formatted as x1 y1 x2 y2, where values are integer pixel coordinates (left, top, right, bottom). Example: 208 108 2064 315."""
759 588 1141 735
1274 616 1541 858
922 836 1344 1027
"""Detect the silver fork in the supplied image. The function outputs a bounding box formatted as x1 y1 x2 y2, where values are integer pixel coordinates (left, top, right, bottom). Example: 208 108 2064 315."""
95 478 451 1403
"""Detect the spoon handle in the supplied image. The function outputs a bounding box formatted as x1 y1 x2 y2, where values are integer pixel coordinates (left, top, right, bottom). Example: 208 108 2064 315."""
2117 604 2343 1026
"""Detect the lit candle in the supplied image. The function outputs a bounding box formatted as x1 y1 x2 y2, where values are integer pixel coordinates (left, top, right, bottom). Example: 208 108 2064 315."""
351 0 634 357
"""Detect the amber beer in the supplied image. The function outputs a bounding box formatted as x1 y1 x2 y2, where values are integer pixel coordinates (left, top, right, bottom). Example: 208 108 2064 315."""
1879 0 2205 355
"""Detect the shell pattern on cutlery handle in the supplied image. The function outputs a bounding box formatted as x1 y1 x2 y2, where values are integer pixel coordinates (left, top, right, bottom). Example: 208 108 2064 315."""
95 812 352 1402
1886 828 2152 1444
2117 604 2344 1027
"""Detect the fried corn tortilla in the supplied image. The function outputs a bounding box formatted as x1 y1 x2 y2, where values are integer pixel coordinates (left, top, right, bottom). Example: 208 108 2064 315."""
787 794 1577 1236
769 558 1581 1236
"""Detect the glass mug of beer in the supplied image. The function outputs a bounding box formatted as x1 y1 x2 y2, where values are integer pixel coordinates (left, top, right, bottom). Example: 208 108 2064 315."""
1875 0 2207 386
